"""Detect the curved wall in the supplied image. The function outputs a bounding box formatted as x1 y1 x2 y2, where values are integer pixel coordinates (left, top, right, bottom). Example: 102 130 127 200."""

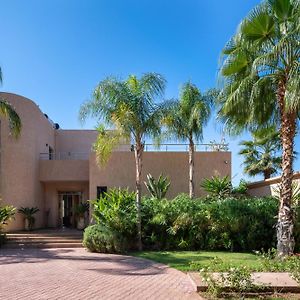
0 92 55 230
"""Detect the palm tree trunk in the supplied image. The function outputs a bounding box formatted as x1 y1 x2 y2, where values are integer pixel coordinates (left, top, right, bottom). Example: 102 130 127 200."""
134 140 143 251
189 136 195 199
277 82 296 257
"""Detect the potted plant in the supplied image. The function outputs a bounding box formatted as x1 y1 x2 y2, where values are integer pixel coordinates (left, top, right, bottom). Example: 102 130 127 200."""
75 203 89 230
18 207 39 231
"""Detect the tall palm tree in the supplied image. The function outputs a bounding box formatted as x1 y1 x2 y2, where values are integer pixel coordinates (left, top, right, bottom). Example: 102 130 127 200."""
217 0 300 256
162 82 212 198
239 126 282 179
79 73 166 250
0 67 21 137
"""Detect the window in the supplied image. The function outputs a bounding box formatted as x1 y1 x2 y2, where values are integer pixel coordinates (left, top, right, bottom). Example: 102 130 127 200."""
97 186 107 199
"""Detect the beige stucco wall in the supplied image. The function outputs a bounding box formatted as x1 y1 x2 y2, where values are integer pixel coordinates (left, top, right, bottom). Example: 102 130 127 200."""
247 173 300 197
0 92 55 231
39 160 89 182
89 151 231 199
55 130 97 154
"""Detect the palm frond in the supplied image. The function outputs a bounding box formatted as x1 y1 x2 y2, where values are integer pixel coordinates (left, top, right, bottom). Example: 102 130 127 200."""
0 99 22 137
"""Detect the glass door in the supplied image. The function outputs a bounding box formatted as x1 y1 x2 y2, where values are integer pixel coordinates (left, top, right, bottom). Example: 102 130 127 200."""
58 192 82 227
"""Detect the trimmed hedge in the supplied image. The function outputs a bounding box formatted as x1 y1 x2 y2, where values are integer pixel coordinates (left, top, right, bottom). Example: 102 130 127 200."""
83 224 127 253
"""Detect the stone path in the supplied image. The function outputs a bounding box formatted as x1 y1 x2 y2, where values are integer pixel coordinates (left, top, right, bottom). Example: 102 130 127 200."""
0 248 200 300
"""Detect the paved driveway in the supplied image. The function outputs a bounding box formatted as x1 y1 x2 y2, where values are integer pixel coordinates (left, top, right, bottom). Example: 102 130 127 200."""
0 248 200 300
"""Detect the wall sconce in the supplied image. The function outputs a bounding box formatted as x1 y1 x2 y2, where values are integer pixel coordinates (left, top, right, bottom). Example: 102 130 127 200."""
224 160 228 164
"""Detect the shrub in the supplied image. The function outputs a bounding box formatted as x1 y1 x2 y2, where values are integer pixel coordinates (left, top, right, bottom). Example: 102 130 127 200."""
144 173 170 199
18 207 39 230
142 195 279 251
83 224 126 253
87 188 137 253
232 179 248 195
87 188 299 252
200 176 232 199
0 203 16 231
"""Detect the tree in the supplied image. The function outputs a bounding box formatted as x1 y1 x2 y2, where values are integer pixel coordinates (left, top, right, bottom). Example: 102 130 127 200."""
79 73 166 250
0 67 21 137
217 0 300 256
239 126 282 179
162 82 212 198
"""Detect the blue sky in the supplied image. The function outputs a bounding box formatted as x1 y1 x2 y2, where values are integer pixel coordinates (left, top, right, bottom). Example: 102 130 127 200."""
1 0 299 184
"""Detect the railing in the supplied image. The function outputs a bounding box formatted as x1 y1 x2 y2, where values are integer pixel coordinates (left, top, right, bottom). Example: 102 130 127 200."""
39 152 90 160
39 142 229 160
143 143 229 152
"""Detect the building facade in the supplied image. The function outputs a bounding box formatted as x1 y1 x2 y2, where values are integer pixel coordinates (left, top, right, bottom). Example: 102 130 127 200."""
0 92 231 231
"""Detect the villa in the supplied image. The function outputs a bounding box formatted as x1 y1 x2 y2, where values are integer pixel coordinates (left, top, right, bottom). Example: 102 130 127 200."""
0 92 231 231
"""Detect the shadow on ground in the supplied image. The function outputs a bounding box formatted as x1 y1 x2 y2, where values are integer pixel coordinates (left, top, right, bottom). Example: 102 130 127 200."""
0 248 168 276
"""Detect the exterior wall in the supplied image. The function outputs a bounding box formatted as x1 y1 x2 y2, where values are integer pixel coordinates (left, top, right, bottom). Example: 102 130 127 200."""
55 130 130 155
40 160 89 182
43 182 89 228
89 151 231 199
247 173 300 197
55 130 97 154
0 92 55 231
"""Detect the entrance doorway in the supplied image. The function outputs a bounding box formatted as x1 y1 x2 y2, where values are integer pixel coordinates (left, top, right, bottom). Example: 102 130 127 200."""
58 192 83 227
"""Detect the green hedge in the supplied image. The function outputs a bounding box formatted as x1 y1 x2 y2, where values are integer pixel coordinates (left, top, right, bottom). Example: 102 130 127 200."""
84 190 300 253
142 195 280 251
83 224 127 253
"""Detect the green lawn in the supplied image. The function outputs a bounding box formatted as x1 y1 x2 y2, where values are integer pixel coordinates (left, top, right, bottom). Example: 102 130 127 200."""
130 251 263 272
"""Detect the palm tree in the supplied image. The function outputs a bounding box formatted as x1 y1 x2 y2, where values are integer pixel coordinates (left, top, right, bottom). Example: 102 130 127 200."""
162 82 212 198
239 126 282 179
217 0 300 256
79 73 166 250
0 67 21 137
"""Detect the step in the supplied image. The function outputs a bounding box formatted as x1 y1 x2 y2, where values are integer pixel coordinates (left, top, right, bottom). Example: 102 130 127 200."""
6 239 82 244
3 242 83 249
6 233 83 238
7 236 82 240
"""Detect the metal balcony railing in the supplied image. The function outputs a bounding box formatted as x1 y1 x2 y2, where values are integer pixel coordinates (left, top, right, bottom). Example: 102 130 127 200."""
39 142 229 160
39 152 90 160
143 143 229 152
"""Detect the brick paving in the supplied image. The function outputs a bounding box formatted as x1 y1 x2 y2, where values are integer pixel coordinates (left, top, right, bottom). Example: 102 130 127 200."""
0 248 200 300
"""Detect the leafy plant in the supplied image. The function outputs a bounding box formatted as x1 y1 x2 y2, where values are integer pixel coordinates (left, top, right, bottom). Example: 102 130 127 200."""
232 179 248 195
89 188 137 252
201 265 254 298
0 203 16 231
18 207 39 231
144 173 170 199
83 224 125 253
75 202 89 217
200 176 232 199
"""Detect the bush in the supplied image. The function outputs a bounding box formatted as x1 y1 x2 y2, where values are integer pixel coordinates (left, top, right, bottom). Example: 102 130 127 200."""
86 188 137 253
0 203 16 231
83 224 126 253
142 195 279 251
87 188 300 253
144 173 170 199
200 176 232 199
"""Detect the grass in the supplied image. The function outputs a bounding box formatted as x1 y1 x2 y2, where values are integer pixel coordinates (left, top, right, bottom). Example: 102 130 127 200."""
130 250 263 272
